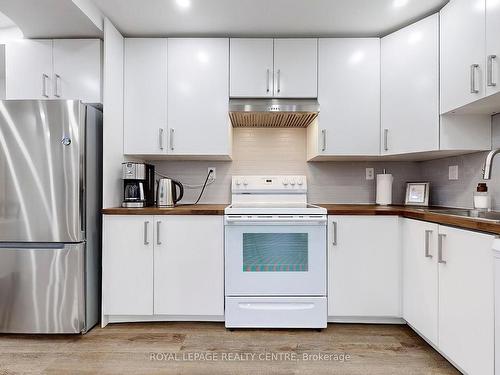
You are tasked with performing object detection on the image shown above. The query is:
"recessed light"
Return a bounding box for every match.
[176,0,191,9]
[393,0,409,8]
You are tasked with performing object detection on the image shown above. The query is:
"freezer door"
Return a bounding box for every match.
[0,242,85,333]
[0,100,84,242]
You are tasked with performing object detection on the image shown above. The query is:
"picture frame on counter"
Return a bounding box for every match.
[405,182,430,206]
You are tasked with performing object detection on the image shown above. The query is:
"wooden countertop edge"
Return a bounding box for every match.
[102,204,500,235]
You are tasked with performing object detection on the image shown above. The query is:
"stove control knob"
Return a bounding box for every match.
[290,179,296,186]
[235,179,241,186]
[243,179,248,186]
[297,179,303,186]
[283,179,289,186]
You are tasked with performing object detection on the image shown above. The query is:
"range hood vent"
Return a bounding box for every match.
[229,99,319,128]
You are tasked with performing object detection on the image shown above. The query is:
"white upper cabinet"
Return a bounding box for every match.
[230,39,274,97]
[124,38,168,155]
[273,39,318,98]
[317,38,380,156]
[486,0,500,96]
[52,39,102,103]
[328,216,401,319]
[440,0,486,113]
[381,14,439,155]
[5,40,53,99]
[5,39,102,102]
[167,38,231,156]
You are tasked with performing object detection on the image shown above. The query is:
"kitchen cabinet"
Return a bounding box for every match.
[102,215,224,319]
[5,40,53,100]
[381,14,439,155]
[486,0,500,97]
[440,0,486,113]
[52,39,102,103]
[154,216,224,316]
[167,38,231,156]
[312,38,380,156]
[124,38,168,155]
[102,215,154,315]
[402,219,439,346]
[438,225,494,375]
[230,38,274,97]
[5,39,102,102]
[328,216,401,319]
[273,39,317,98]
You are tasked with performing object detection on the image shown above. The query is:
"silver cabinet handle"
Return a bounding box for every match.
[331,221,337,246]
[266,69,270,93]
[488,55,497,87]
[470,64,480,94]
[383,129,389,151]
[42,74,49,98]
[321,129,327,152]
[438,233,446,264]
[54,74,61,97]
[144,221,150,245]
[156,221,162,245]
[159,128,164,150]
[424,230,433,258]
[277,69,281,93]
[169,128,175,150]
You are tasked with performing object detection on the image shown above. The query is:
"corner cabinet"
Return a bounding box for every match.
[327,216,401,321]
[230,38,317,98]
[381,14,439,155]
[403,219,495,375]
[5,39,102,102]
[102,215,224,321]
[308,38,380,158]
[123,38,231,159]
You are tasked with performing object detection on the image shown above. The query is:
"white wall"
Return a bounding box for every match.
[102,18,124,208]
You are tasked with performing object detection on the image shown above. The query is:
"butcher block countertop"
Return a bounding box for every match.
[102,204,500,235]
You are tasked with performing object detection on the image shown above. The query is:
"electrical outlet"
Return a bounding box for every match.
[208,167,216,181]
[449,165,458,180]
[366,168,374,180]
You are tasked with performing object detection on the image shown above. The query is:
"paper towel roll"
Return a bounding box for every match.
[376,173,393,205]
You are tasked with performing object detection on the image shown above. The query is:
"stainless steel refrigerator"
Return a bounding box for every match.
[0,100,102,334]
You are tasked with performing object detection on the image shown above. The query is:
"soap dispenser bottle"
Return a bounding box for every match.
[473,183,491,211]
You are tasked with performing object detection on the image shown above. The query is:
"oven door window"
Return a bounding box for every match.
[243,233,308,272]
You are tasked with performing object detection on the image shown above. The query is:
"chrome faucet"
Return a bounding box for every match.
[483,148,500,179]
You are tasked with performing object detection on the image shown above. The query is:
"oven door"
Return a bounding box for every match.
[225,216,327,296]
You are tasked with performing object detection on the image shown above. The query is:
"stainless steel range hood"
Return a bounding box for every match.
[229,99,320,128]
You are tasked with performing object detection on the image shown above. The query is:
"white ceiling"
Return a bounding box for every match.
[93,0,448,37]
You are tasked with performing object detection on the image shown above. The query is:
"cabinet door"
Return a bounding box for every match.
[486,0,500,96]
[438,225,494,375]
[167,38,230,155]
[402,219,439,346]
[274,39,317,98]
[102,215,154,315]
[5,40,53,99]
[328,216,401,318]
[52,39,102,103]
[230,38,273,97]
[318,38,380,155]
[154,216,224,316]
[381,14,439,155]
[440,0,486,113]
[124,38,168,155]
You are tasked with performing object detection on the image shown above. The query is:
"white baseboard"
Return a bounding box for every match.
[104,315,225,324]
[328,316,405,324]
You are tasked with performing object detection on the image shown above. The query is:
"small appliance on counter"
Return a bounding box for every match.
[157,178,184,207]
[122,162,155,208]
[376,169,393,205]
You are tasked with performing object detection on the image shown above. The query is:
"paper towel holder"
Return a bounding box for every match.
[405,182,430,206]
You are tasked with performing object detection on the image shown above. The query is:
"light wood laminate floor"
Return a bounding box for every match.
[0,322,459,374]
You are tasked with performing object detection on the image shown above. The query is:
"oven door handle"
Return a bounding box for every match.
[225,216,327,225]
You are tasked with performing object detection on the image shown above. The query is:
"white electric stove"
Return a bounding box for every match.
[224,176,327,329]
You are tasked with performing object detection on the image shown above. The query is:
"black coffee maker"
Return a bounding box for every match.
[121,162,155,208]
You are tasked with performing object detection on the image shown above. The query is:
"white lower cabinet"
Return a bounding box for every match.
[328,216,401,319]
[103,215,224,319]
[403,219,495,375]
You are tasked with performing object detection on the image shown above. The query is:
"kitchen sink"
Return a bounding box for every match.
[424,208,500,222]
